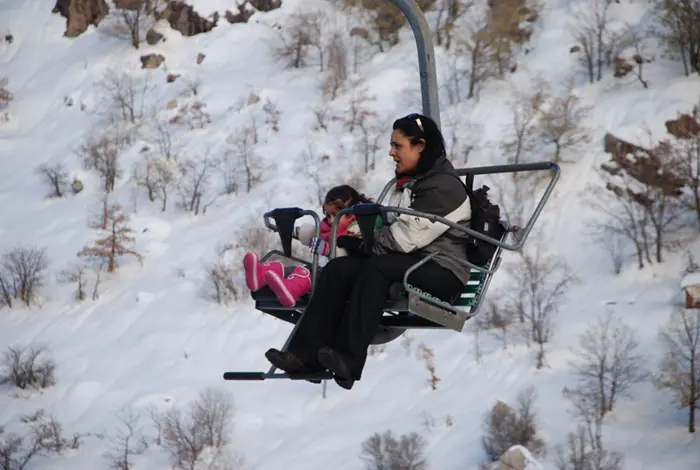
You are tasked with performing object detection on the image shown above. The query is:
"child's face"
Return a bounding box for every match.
[324,199,348,223]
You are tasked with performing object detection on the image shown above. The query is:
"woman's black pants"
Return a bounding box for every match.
[286,253,464,380]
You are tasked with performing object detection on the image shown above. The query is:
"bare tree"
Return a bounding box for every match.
[162,387,236,470]
[509,240,575,368]
[102,0,161,49]
[555,424,623,470]
[569,0,626,83]
[435,0,475,50]
[570,310,647,418]
[103,408,146,470]
[97,68,152,124]
[34,163,69,198]
[299,141,331,206]
[79,130,122,193]
[225,124,263,193]
[452,8,494,101]
[538,89,592,163]
[482,387,546,462]
[78,203,143,273]
[356,109,383,173]
[56,263,88,301]
[501,84,546,165]
[344,76,376,133]
[273,10,325,69]
[594,229,625,275]
[0,344,56,390]
[650,0,700,76]
[654,307,700,433]
[153,118,175,160]
[177,156,214,215]
[322,30,349,99]
[0,245,49,308]
[360,430,428,470]
[598,131,688,264]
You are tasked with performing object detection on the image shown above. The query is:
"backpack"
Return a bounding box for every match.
[464,173,504,266]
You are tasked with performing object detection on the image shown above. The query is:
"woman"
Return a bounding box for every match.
[265,113,472,389]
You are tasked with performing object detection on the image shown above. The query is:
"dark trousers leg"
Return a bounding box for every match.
[335,253,464,379]
[285,256,364,367]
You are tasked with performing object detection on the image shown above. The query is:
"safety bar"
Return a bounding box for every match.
[262,208,322,293]
[374,161,560,252]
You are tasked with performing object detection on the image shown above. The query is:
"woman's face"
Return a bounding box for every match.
[389,129,424,174]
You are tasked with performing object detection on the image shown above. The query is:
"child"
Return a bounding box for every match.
[242,185,372,307]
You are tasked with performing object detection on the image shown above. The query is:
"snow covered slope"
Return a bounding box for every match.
[1,0,699,469]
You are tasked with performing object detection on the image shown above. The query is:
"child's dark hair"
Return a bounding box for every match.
[324,185,372,208]
[392,113,446,174]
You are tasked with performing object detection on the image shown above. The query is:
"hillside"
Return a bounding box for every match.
[1,0,700,469]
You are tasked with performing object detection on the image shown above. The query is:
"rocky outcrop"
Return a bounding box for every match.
[603,132,648,161]
[498,446,543,470]
[52,0,109,38]
[665,113,700,139]
[140,53,165,69]
[160,1,217,36]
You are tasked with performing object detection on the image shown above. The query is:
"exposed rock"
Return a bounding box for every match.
[249,0,282,11]
[146,28,164,45]
[52,0,110,38]
[196,52,205,64]
[613,57,634,78]
[665,113,700,139]
[166,73,180,83]
[225,4,253,24]
[140,53,165,69]
[569,45,580,53]
[167,99,178,109]
[603,132,647,160]
[5,34,13,44]
[498,446,543,470]
[350,27,370,39]
[160,1,217,36]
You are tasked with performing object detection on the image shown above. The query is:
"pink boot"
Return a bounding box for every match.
[265,265,312,307]
[242,252,284,292]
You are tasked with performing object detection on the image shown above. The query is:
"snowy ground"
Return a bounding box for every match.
[1,0,700,469]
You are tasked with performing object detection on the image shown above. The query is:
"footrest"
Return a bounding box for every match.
[222,370,334,381]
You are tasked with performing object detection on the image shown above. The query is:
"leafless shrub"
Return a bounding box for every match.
[224,123,264,193]
[482,386,546,462]
[508,240,576,368]
[501,84,546,165]
[298,141,334,206]
[162,387,236,470]
[595,230,625,275]
[177,155,215,215]
[0,77,12,111]
[538,88,592,163]
[97,68,152,124]
[344,77,376,133]
[56,263,88,301]
[203,244,241,305]
[153,118,175,160]
[132,156,174,211]
[103,408,147,470]
[651,0,700,76]
[0,245,49,309]
[78,131,122,193]
[570,310,647,419]
[360,430,428,470]
[653,307,700,433]
[569,0,628,83]
[449,7,495,101]
[169,101,212,130]
[0,344,56,390]
[478,298,515,349]
[273,10,325,69]
[262,98,281,133]
[322,30,349,99]
[555,424,623,470]
[34,163,69,199]
[435,0,475,50]
[0,409,80,470]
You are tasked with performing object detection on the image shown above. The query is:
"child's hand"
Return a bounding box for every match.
[307,237,330,256]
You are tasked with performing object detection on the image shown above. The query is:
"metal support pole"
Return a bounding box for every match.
[388,0,441,128]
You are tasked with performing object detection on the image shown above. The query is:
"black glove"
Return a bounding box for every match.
[336,235,366,256]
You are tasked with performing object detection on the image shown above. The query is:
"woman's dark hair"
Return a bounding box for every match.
[392,113,446,174]
[323,184,372,214]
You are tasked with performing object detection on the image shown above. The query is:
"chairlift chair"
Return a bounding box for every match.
[222,0,561,382]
